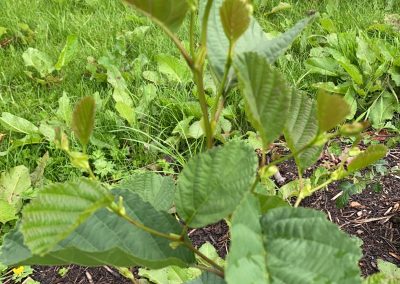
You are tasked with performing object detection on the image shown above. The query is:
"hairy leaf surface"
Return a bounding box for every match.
[262,207,362,284]
[206,0,313,80]
[118,172,175,212]
[21,178,113,255]
[226,193,269,284]
[1,191,195,268]
[124,0,188,32]
[284,91,322,170]
[234,52,291,146]
[176,141,257,228]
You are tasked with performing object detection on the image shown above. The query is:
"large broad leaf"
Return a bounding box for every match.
[0,200,17,223]
[207,0,313,80]
[118,172,175,212]
[124,0,189,32]
[0,165,31,211]
[305,57,341,76]
[156,54,191,83]
[0,190,195,268]
[348,145,387,173]
[226,193,269,284]
[186,272,226,284]
[0,112,39,135]
[234,52,291,146]
[22,48,54,77]
[219,0,252,43]
[261,207,362,284]
[284,91,322,170]
[369,92,397,129]
[176,141,257,228]
[20,178,113,255]
[55,34,79,71]
[317,92,350,132]
[71,96,96,147]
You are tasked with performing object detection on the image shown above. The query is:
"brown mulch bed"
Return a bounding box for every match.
[31,266,132,284]
[26,147,399,283]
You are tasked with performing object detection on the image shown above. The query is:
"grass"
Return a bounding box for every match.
[0,0,399,181]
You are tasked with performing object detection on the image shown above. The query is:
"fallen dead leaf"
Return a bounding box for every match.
[350,201,366,209]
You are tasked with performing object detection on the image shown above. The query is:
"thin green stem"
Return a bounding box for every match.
[194,69,213,148]
[250,177,260,193]
[192,264,225,278]
[189,10,196,59]
[294,178,334,207]
[111,205,182,242]
[182,242,224,273]
[211,42,233,124]
[200,0,213,47]
[111,204,224,273]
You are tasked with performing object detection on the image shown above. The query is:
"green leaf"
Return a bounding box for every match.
[139,265,201,284]
[337,59,363,85]
[317,92,350,132]
[363,260,400,283]
[369,92,397,129]
[56,92,73,125]
[124,0,189,32]
[115,101,136,126]
[284,91,322,170]
[186,272,226,284]
[20,178,113,255]
[118,172,175,212]
[71,96,96,147]
[305,57,340,76]
[257,194,289,214]
[98,57,134,106]
[55,34,78,71]
[0,165,31,211]
[261,207,362,284]
[234,52,291,146]
[197,242,225,268]
[0,112,39,135]
[219,0,252,43]
[348,145,387,173]
[156,54,191,83]
[226,193,269,284]
[206,0,313,81]
[0,200,17,223]
[1,190,195,268]
[176,141,257,228]
[22,48,54,77]
[266,2,292,16]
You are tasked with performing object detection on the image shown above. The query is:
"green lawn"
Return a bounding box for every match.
[0,0,398,181]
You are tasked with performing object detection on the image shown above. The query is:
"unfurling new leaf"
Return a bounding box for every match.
[220,0,252,43]
[71,96,96,148]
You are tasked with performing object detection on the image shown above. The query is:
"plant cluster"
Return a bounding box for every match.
[0,0,397,283]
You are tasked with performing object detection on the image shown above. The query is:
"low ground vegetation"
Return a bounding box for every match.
[0,0,399,283]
